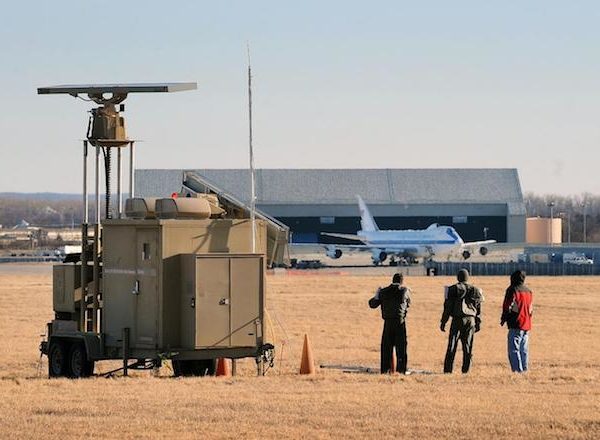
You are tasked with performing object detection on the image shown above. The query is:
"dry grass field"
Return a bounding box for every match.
[1,264,599,439]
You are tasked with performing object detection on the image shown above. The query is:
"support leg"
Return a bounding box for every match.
[122,327,130,377]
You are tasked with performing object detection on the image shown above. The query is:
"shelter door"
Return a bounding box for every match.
[230,257,261,347]
[195,258,231,347]
[135,228,159,348]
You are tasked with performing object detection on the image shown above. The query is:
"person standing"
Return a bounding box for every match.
[440,269,483,373]
[369,273,411,374]
[501,270,533,373]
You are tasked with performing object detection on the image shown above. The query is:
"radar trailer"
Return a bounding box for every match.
[37,83,288,378]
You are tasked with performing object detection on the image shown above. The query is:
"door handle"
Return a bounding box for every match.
[132,280,140,295]
[219,298,229,305]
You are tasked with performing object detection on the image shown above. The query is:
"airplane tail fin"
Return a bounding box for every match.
[357,195,379,232]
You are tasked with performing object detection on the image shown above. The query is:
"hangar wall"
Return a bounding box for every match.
[135,168,526,243]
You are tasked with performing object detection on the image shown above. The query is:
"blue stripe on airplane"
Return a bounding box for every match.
[367,240,457,245]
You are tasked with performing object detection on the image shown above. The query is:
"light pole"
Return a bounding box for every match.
[582,202,587,243]
[547,201,555,245]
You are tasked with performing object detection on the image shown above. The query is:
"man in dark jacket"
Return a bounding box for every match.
[369,273,411,374]
[501,270,533,373]
[440,269,483,373]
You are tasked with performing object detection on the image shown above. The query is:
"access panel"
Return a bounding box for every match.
[182,254,264,350]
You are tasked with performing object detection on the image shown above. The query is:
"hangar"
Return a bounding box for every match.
[136,168,526,244]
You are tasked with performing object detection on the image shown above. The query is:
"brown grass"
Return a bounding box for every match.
[0,265,599,439]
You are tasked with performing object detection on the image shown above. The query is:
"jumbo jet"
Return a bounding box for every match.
[321,196,495,265]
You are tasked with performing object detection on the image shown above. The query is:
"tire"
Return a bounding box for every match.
[48,341,68,378]
[172,359,183,377]
[68,343,94,378]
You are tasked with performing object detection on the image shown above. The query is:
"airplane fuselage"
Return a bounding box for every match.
[357,226,462,259]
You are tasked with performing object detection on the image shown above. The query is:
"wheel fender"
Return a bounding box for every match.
[48,333,101,361]
[80,333,102,360]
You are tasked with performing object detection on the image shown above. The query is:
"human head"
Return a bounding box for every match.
[392,273,403,284]
[457,269,469,283]
[510,270,526,286]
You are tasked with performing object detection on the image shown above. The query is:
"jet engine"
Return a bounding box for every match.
[372,251,387,265]
[325,247,343,259]
[479,246,488,256]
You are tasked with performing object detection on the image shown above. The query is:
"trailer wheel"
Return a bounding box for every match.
[48,341,68,377]
[69,343,94,378]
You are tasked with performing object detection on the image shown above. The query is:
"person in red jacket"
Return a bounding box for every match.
[501,270,533,372]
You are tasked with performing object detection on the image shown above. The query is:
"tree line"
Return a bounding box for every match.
[2,193,600,243]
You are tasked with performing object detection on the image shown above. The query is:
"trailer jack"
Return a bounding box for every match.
[102,359,159,378]
[256,343,275,376]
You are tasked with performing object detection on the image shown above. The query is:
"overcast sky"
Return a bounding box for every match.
[1,1,599,195]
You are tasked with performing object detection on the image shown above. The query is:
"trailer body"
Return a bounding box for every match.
[43,217,272,377]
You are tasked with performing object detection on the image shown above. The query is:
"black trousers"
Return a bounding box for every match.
[444,316,476,373]
[380,319,407,374]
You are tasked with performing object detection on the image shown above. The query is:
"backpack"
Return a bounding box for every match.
[451,283,479,318]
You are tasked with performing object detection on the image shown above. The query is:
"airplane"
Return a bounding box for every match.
[320,196,496,266]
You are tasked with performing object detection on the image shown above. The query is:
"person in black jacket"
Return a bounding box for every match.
[440,269,483,373]
[369,273,411,374]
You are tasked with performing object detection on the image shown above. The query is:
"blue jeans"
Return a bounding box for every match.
[508,329,529,372]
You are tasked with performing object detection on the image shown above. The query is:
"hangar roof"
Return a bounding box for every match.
[136,168,523,205]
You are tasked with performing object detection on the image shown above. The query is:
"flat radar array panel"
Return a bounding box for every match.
[37,82,197,96]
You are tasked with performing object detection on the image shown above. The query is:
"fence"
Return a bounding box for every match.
[425,261,600,276]
[0,256,61,263]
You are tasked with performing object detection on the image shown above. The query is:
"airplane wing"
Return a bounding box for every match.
[324,244,372,252]
[320,232,363,242]
[462,240,496,248]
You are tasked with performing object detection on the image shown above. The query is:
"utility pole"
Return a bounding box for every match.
[547,201,555,245]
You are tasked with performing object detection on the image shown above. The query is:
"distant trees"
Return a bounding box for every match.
[0,198,83,228]
[3,193,600,242]
[0,196,107,229]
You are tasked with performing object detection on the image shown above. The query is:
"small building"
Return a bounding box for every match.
[136,168,526,243]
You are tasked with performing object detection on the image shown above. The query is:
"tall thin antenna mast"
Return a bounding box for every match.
[248,43,257,252]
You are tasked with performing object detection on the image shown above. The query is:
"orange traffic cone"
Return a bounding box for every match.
[390,351,397,375]
[299,334,315,375]
[216,358,231,377]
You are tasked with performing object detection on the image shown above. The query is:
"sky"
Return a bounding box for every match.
[1,1,600,195]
